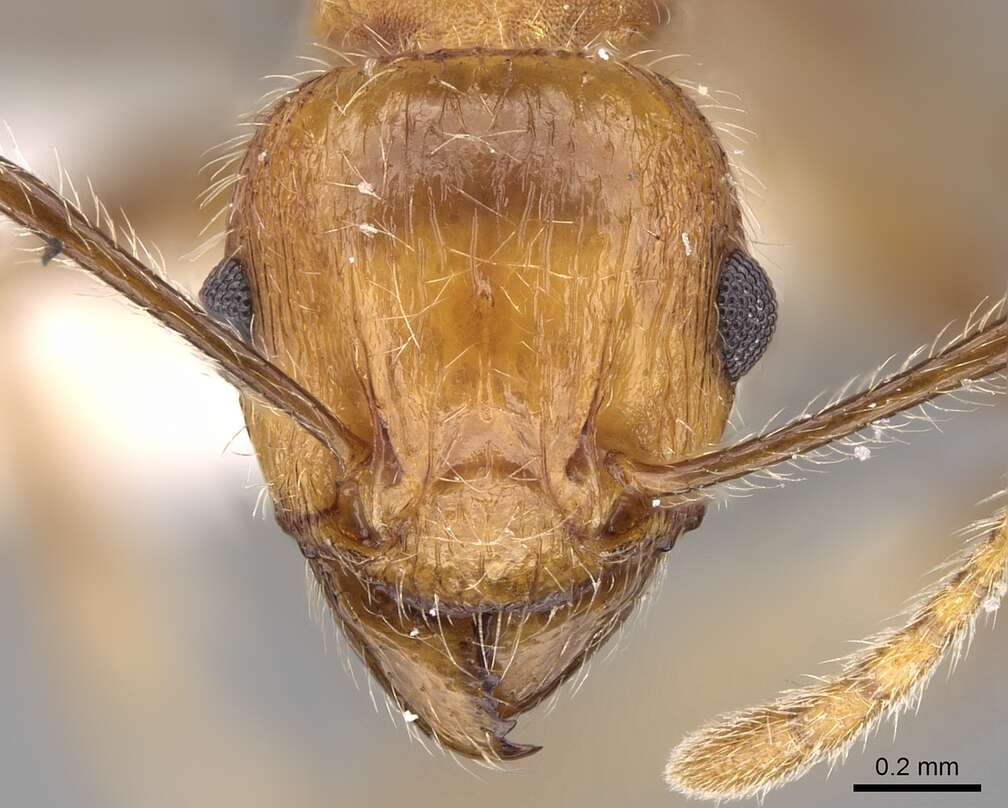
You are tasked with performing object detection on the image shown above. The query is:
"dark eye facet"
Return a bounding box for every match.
[199,256,253,342]
[716,250,777,382]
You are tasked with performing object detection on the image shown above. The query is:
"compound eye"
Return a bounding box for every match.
[716,250,778,382]
[199,256,253,342]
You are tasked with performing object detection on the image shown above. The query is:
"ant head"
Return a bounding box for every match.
[313,0,673,52]
[201,48,760,755]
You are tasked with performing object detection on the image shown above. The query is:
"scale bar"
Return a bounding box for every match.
[853,783,981,793]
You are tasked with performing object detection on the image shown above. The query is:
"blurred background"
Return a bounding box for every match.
[0,1,1005,806]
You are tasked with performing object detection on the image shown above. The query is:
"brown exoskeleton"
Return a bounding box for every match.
[0,0,1005,799]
